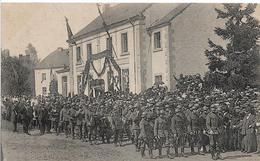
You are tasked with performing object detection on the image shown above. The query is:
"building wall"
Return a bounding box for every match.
[69,4,229,94]
[34,68,62,96]
[169,4,225,82]
[71,21,143,94]
[57,71,70,96]
[150,26,171,88]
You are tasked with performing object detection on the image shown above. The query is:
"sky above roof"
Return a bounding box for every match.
[2,3,260,60]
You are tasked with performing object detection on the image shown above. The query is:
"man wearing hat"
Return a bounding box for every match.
[38,101,48,135]
[171,106,187,157]
[59,102,70,137]
[111,110,124,146]
[206,104,223,160]
[139,112,153,159]
[187,104,204,155]
[75,104,84,140]
[154,110,167,158]
[99,113,112,144]
[68,103,77,139]
[130,108,141,152]
[11,100,20,132]
[50,102,60,135]
[45,102,52,133]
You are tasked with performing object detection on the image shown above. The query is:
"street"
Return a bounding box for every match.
[1,120,260,161]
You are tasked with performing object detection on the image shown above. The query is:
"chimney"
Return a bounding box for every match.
[102,3,110,13]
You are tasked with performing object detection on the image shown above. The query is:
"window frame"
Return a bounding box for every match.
[121,32,129,55]
[154,74,163,84]
[42,73,46,81]
[87,43,92,59]
[153,31,162,51]
[76,46,82,63]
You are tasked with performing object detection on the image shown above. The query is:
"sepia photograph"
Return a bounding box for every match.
[1,1,260,161]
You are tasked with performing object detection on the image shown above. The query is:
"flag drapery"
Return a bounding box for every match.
[65,16,73,40]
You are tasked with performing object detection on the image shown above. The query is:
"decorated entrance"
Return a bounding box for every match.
[89,79,105,97]
[80,37,121,95]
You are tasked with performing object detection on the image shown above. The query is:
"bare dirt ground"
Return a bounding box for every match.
[1,120,260,161]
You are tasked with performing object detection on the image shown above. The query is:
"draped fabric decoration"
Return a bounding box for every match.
[81,60,91,94]
[80,53,122,94]
[91,57,108,77]
[110,58,122,91]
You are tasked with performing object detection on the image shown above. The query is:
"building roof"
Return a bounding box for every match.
[35,48,69,70]
[147,4,191,30]
[71,3,191,41]
[72,4,151,41]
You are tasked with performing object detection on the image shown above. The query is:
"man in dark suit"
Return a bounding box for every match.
[38,102,48,135]
[11,100,19,132]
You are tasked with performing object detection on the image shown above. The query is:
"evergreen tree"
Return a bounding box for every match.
[205,4,260,90]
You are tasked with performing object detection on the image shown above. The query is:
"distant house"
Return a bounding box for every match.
[65,3,224,96]
[34,47,69,96]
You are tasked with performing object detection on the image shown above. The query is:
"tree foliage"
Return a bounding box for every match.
[205,4,260,90]
[25,43,39,65]
[1,54,31,96]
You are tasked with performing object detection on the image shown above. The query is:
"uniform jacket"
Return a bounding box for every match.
[154,117,167,137]
[206,112,220,134]
[67,108,77,123]
[187,112,200,132]
[76,109,84,125]
[111,115,124,130]
[130,111,140,130]
[171,113,187,134]
[139,118,154,139]
[59,108,69,122]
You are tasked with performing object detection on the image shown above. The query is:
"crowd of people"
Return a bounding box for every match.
[2,74,260,160]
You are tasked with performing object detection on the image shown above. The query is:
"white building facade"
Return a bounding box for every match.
[66,3,224,96]
[34,48,70,96]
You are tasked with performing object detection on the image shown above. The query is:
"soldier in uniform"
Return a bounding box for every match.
[199,106,209,153]
[60,102,70,137]
[83,103,91,142]
[217,106,227,153]
[51,102,60,135]
[229,108,241,150]
[68,103,77,139]
[111,110,124,146]
[171,106,187,157]
[206,104,223,160]
[154,110,167,158]
[99,114,112,144]
[164,107,173,158]
[45,102,52,133]
[75,104,84,140]
[139,112,154,159]
[130,108,141,152]
[187,105,204,155]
